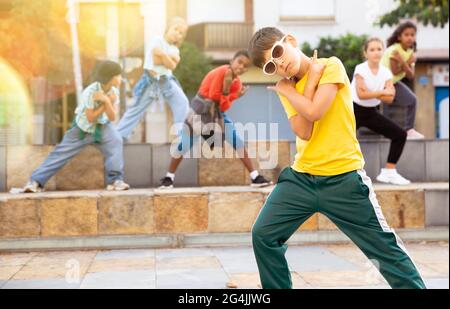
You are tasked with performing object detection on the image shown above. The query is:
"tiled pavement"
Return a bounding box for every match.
[0,242,448,289]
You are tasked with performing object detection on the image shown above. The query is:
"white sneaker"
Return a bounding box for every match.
[407,129,425,140]
[376,169,411,186]
[23,181,43,193]
[106,180,130,191]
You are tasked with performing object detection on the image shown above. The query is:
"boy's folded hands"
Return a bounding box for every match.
[93,91,116,106]
[93,92,106,103]
[107,91,118,104]
[267,78,296,97]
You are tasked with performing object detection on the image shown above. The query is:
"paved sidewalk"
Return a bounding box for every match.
[0,242,448,289]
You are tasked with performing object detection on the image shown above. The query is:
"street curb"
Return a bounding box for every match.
[0,227,447,253]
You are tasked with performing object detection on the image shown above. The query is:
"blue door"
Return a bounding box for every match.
[436,87,449,139]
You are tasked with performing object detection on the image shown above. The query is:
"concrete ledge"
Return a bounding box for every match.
[358,139,449,182]
[0,235,181,252]
[426,190,449,226]
[185,227,450,247]
[0,184,447,243]
[2,139,447,192]
[0,227,447,253]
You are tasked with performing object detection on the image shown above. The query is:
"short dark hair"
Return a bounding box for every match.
[233,50,250,60]
[94,60,122,84]
[248,27,285,68]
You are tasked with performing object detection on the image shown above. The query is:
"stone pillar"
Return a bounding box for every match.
[414,63,436,138]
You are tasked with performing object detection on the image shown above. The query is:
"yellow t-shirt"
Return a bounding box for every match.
[382,43,414,84]
[279,57,365,176]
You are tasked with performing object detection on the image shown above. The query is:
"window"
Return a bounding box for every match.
[280,0,336,22]
[188,0,245,24]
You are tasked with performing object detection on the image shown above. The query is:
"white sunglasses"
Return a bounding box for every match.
[263,35,289,76]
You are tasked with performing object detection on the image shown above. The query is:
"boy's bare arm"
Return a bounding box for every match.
[108,92,121,115]
[288,74,322,141]
[102,98,116,122]
[89,92,116,122]
[223,68,233,95]
[272,81,338,123]
[170,53,181,64]
[274,51,324,140]
[86,104,106,124]
[294,80,321,140]
[153,48,179,71]
[288,91,315,141]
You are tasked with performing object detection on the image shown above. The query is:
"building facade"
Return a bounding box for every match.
[3,0,447,144]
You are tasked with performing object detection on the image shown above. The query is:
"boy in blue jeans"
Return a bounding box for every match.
[23,61,130,193]
[117,17,189,141]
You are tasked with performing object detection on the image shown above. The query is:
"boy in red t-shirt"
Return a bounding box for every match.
[159,51,272,189]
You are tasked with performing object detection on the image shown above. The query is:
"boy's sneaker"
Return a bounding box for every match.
[106,180,130,191]
[251,175,273,188]
[24,181,43,193]
[376,169,411,186]
[159,177,174,189]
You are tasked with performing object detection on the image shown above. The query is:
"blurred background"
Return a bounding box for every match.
[0,0,448,145]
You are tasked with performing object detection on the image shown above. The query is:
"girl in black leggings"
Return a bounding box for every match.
[351,38,410,185]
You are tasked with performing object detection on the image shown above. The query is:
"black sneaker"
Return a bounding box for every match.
[159,177,174,189]
[251,175,273,188]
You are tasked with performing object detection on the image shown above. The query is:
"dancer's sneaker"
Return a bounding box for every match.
[251,175,273,188]
[23,180,43,193]
[376,169,411,186]
[106,180,130,191]
[159,177,174,189]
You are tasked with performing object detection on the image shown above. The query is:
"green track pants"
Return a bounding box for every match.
[252,168,426,289]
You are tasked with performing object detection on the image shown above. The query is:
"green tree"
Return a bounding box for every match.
[378,0,449,28]
[301,33,368,78]
[174,42,213,96]
[0,0,73,83]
